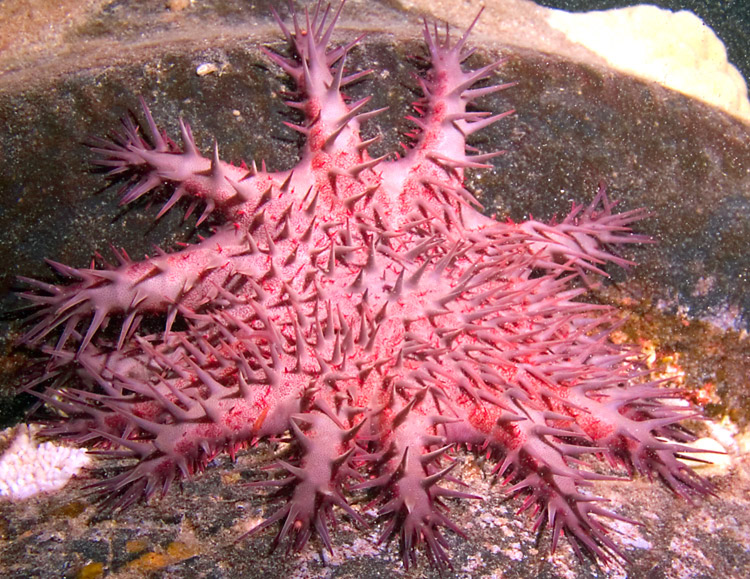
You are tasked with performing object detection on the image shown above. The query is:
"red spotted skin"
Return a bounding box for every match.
[19,1,710,571]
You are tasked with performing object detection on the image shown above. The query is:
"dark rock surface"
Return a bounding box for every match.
[1,1,749,577]
[1,446,749,579]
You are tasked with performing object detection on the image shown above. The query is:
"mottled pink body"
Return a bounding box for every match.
[20,1,709,569]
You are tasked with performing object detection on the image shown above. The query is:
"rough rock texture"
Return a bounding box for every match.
[1,450,749,579]
[1,1,749,578]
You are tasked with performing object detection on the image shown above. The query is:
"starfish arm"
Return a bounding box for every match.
[264,1,382,163]
[242,412,364,554]
[519,183,653,275]
[378,10,514,206]
[18,227,255,353]
[32,314,307,506]
[566,381,714,497]
[89,97,278,225]
[352,404,477,572]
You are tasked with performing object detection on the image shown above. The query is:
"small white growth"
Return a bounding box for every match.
[502,543,523,561]
[609,517,652,550]
[0,426,90,500]
[677,435,732,471]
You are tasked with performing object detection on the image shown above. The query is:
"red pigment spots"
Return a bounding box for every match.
[17,3,709,572]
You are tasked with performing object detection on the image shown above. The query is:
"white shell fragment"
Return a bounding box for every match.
[196,62,220,76]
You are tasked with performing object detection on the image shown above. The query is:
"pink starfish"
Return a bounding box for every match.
[19,1,710,570]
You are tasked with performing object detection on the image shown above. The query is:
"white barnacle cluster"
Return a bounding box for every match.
[0,426,90,500]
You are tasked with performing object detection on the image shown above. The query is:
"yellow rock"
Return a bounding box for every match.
[166,541,197,560]
[547,4,750,122]
[125,540,197,572]
[125,538,149,554]
[77,562,104,579]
